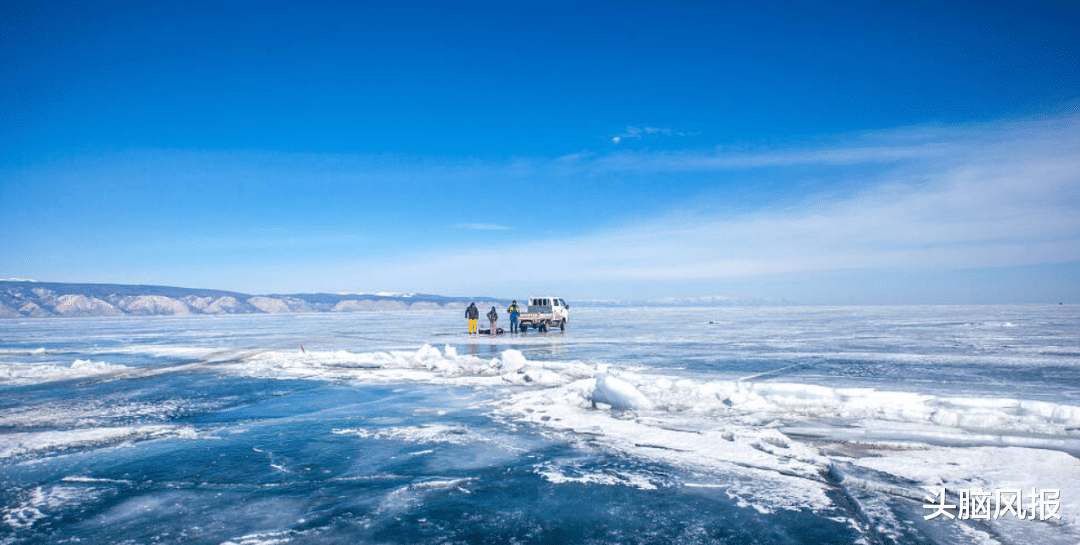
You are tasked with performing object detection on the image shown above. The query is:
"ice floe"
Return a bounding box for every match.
[226,345,595,387]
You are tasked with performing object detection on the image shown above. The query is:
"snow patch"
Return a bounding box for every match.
[0,302,19,317]
[52,294,123,317]
[535,461,659,490]
[247,296,292,314]
[332,424,487,445]
[0,398,194,428]
[204,296,245,314]
[0,425,198,460]
[0,359,132,384]
[843,445,1080,542]
[222,529,313,545]
[18,301,51,317]
[332,299,408,312]
[2,486,103,530]
[116,295,193,316]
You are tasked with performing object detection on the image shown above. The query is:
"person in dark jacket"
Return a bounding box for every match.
[486,306,498,336]
[507,300,521,333]
[466,302,479,335]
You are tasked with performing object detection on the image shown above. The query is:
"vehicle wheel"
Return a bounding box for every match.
[539,324,548,332]
[559,320,565,331]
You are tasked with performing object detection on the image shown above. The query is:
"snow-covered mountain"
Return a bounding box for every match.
[0,281,500,318]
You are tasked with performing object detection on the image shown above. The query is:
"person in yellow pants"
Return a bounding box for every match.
[465,302,479,335]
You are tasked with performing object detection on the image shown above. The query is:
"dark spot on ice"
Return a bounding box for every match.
[721,398,733,406]
[635,442,690,452]
[761,437,789,449]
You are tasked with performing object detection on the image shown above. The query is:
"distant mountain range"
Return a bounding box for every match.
[0,281,505,318]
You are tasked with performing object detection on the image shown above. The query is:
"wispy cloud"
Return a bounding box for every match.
[611,125,690,144]
[13,114,1075,302]
[591,117,1080,170]
[364,114,1080,297]
[455,223,511,231]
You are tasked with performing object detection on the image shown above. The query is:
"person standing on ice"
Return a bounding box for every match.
[507,300,521,333]
[487,306,498,336]
[466,302,479,335]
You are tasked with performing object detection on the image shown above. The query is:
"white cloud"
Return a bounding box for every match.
[17,114,1074,302]
[455,223,511,231]
[611,125,689,144]
[366,114,1080,296]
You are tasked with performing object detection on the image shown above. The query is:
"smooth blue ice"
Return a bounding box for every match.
[2,306,1078,544]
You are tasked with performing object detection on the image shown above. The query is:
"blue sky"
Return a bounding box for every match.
[2,1,1079,303]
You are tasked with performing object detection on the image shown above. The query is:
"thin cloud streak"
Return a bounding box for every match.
[364,115,1080,295]
[589,143,947,171]
[579,116,1080,174]
[611,125,690,144]
[456,223,512,231]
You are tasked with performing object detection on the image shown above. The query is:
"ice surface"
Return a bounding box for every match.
[535,461,660,490]
[332,424,491,446]
[1,306,1077,544]
[225,344,595,387]
[0,358,132,384]
[0,425,197,460]
[2,485,104,530]
[215,337,1080,530]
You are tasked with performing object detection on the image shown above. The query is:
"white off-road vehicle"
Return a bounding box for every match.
[518,297,570,332]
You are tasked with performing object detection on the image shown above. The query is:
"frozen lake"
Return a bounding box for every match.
[2,305,1079,544]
